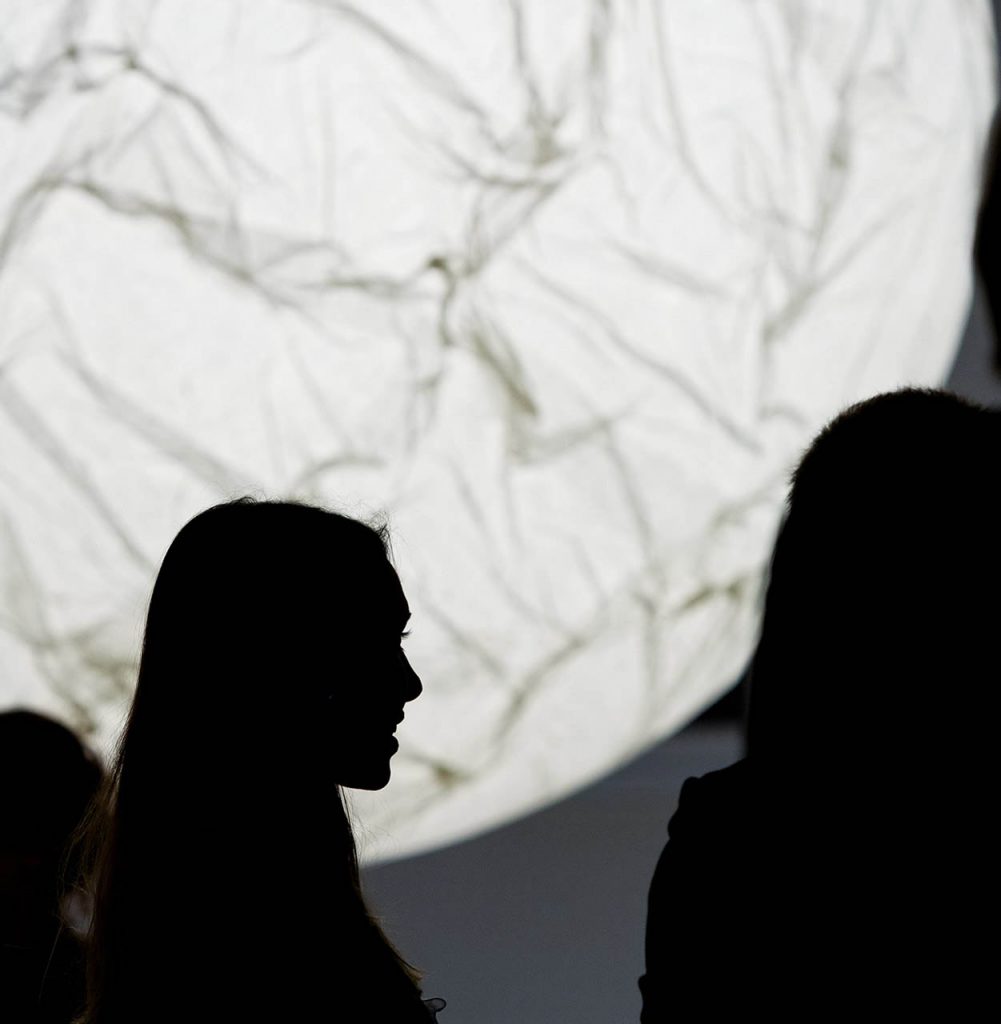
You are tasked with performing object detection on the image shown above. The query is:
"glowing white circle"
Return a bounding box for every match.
[0,0,994,858]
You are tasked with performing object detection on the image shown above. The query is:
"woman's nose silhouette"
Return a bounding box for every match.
[400,651,423,703]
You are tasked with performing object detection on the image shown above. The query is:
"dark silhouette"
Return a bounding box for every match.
[640,389,1000,1019]
[975,62,1001,375]
[1,710,103,1024]
[75,499,440,1023]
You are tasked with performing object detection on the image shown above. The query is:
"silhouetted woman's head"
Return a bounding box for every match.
[748,389,1000,763]
[127,499,421,794]
[80,499,428,1023]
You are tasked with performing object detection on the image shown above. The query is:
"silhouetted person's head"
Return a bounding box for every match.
[0,709,102,935]
[0,710,103,1022]
[748,388,1000,764]
[80,499,428,1023]
[124,498,421,795]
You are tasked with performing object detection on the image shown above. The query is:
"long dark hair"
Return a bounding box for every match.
[77,499,426,1023]
[747,388,1000,765]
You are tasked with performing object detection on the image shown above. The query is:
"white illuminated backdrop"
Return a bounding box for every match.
[0,1,994,858]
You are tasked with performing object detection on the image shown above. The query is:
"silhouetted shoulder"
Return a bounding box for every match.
[672,759,749,812]
[665,759,751,845]
[640,760,754,1022]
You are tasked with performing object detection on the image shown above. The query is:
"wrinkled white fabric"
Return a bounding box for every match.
[0,1,994,858]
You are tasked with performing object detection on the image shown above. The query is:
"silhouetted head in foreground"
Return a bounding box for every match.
[640,390,999,1022]
[0,709,103,1023]
[748,388,1000,767]
[79,499,427,1023]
